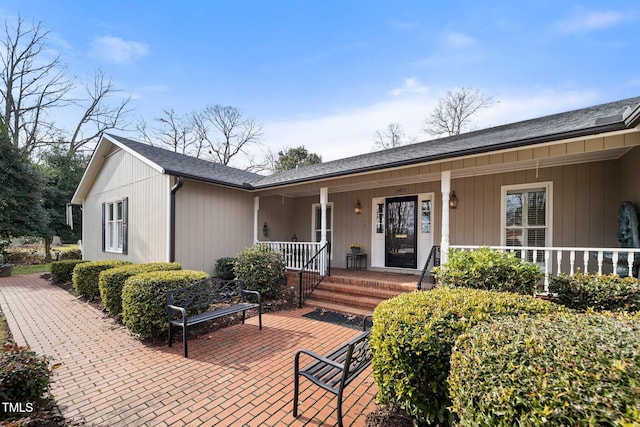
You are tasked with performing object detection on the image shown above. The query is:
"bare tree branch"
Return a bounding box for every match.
[373,122,414,150]
[197,104,263,166]
[68,69,132,154]
[0,16,73,153]
[424,87,498,137]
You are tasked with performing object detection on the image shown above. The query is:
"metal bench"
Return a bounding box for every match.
[166,279,262,357]
[293,315,373,427]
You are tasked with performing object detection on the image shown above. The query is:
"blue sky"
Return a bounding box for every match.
[3,1,640,165]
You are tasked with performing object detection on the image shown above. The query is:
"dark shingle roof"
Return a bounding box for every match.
[253,96,640,187]
[107,134,263,188]
[108,96,640,190]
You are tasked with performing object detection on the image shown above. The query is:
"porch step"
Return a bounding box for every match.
[302,271,422,316]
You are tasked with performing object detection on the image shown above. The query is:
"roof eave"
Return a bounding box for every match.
[252,121,629,189]
[163,169,256,190]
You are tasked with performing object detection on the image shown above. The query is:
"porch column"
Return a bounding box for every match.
[440,171,451,265]
[253,196,259,244]
[320,187,328,275]
[320,187,328,245]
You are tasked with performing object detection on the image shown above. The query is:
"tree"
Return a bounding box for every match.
[1,18,131,155]
[137,109,204,156]
[273,146,322,172]
[67,69,132,154]
[37,147,87,261]
[0,124,46,239]
[424,87,497,137]
[0,16,73,153]
[193,104,263,166]
[373,123,413,150]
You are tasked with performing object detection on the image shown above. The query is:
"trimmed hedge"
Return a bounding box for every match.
[0,343,52,419]
[121,269,208,339]
[449,312,640,426]
[215,257,236,280]
[72,260,131,299]
[434,247,543,295]
[370,288,564,426]
[98,262,182,315]
[233,245,285,299]
[50,259,89,283]
[59,249,82,260]
[549,273,640,312]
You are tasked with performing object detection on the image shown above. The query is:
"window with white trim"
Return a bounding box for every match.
[103,198,128,254]
[501,183,551,262]
[312,203,333,244]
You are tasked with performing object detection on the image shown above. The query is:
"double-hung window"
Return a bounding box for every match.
[501,183,551,263]
[103,198,128,254]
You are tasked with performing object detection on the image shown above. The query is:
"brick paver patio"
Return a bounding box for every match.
[0,274,378,426]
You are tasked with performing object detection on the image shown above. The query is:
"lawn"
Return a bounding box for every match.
[12,264,51,275]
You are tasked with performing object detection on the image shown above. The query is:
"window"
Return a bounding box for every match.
[375,203,384,234]
[102,198,128,254]
[501,183,551,262]
[312,203,333,244]
[420,200,431,233]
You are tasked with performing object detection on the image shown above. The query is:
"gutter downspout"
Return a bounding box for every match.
[169,176,184,262]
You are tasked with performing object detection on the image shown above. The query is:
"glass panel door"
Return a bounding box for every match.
[385,196,418,268]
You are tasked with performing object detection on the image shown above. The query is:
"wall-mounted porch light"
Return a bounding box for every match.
[263,222,270,237]
[449,191,458,209]
[354,200,362,214]
[291,233,298,242]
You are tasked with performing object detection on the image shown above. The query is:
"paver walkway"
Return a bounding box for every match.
[0,274,378,426]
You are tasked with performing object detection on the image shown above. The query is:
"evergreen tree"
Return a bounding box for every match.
[0,124,46,240]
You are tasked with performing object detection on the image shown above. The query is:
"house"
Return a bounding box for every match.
[72,96,640,287]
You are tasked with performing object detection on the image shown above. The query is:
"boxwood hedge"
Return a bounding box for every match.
[233,245,285,299]
[449,312,640,426]
[549,273,640,312]
[72,260,131,298]
[434,247,543,295]
[50,259,89,283]
[98,262,182,315]
[370,288,564,426]
[121,269,208,339]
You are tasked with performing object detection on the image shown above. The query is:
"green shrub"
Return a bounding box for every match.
[233,245,285,299]
[0,343,53,419]
[59,249,83,260]
[370,288,563,426]
[550,273,640,312]
[121,269,208,339]
[50,259,89,283]
[434,247,543,295]
[72,260,131,298]
[215,257,236,280]
[449,312,640,426]
[99,262,182,315]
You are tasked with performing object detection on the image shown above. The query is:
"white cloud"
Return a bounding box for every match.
[263,84,602,163]
[445,31,475,48]
[389,77,430,96]
[90,36,149,64]
[557,8,625,33]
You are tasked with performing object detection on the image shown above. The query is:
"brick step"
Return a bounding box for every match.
[307,288,385,311]
[323,275,419,292]
[314,281,407,300]
[302,298,374,318]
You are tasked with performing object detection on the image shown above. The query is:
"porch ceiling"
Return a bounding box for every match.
[257,145,634,198]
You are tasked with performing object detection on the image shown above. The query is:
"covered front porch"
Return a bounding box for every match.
[248,136,640,302]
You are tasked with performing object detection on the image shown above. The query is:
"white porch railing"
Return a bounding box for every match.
[261,241,324,272]
[451,245,640,293]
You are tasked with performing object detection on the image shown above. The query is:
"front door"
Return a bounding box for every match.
[385,196,418,268]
